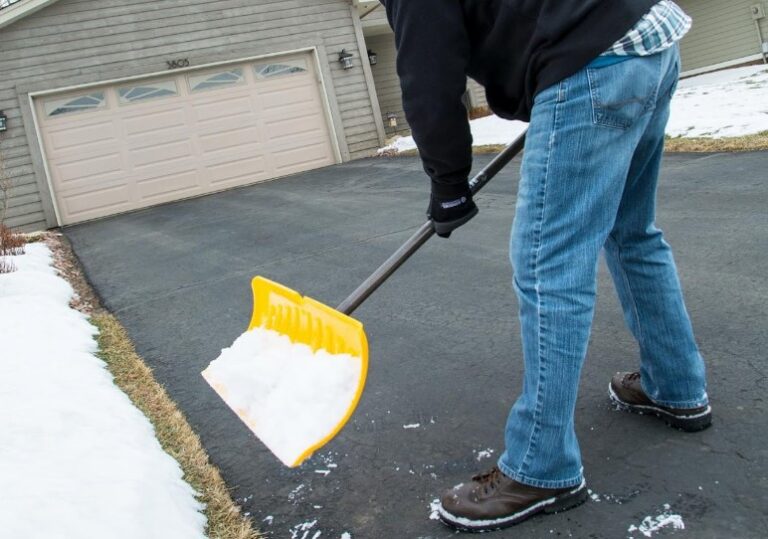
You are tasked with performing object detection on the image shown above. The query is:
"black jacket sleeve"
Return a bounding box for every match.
[382,0,473,196]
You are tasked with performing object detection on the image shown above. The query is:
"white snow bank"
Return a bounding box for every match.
[380,65,768,154]
[202,327,363,467]
[0,243,207,539]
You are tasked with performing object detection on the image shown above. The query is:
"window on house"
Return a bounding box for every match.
[188,68,245,93]
[44,92,106,117]
[118,80,178,104]
[253,59,308,79]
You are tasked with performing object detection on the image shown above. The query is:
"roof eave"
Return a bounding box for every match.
[1,0,62,30]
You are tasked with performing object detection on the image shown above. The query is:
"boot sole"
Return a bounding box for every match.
[437,479,588,533]
[608,384,712,432]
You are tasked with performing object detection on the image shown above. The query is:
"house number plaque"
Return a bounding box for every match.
[166,58,190,69]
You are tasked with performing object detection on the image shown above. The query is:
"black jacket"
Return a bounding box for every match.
[381,0,658,193]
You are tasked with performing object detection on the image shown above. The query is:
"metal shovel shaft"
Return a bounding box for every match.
[336,130,527,316]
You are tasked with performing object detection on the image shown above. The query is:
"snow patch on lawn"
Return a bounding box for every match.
[379,65,768,154]
[668,66,768,138]
[202,327,363,467]
[0,243,207,539]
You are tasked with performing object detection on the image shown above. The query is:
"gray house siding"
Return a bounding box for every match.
[0,0,381,231]
[366,32,410,138]
[365,29,490,140]
[677,0,768,73]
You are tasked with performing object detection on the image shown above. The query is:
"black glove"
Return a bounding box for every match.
[427,181,478,238]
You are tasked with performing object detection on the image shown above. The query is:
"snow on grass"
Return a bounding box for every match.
[668,65,768,138]
[202,327,363,467]
[627,504,685,538]
[0,243,207,539]
[379,65,768,154]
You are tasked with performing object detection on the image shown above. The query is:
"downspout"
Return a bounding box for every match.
[756,19,767,64]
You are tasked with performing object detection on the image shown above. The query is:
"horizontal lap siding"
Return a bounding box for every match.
[467,79,488,110]
[0,0,380,231]
[677,0,767,72]
[366,33,410,138]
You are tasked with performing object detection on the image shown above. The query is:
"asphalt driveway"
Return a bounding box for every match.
[65,152,768,538]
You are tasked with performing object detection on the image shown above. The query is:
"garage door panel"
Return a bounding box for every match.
[192,94,253,122]
[37,52,337,225]
[122,107,186,135]
[130,140,195,169]
[136,170,201,201]
[55,152,124,185]
[273,142,332,173]
[205,155,270,186]
[46,121,120,154]
[198,126,264,154]
[259,85,318,110]
[265,114,327,142]
[62,184,133,220]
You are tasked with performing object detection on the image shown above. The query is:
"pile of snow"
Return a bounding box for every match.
[202,327,363,467]
[379,65,768,154]
[379,114,526,154]
[0,243,207,539]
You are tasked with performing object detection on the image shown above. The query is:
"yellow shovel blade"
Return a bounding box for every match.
[240,276,368,466]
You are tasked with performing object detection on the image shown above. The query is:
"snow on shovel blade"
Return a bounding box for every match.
[202,276,368,467]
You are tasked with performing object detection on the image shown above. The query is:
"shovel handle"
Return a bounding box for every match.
[337,130,527,316]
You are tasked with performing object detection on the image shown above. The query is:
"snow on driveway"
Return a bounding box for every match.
[0,243,207,539]
[380,64,768,153]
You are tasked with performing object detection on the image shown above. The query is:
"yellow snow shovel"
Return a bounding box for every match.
[222,133,526,467]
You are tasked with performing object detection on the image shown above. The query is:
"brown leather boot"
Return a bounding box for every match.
[609,371,712,432]
[438,467,587,532]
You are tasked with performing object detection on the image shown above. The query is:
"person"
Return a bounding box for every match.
[381,0,711,533]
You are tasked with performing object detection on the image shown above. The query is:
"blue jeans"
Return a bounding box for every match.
[498,45,708,489]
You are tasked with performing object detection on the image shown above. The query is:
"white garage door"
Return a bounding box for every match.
[35,53,337,225]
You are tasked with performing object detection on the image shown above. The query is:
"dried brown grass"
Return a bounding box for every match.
[382,133,768,160]
[664,131,768,153]
[1,223,26,256]
[468,106,492,120]
[93,313,262,539]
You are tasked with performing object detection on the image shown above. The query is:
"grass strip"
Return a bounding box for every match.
[664,131,768,152]
[384,133,768,158]
[93,313,261,539]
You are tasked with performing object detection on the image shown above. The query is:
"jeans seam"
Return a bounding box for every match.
[518,81,561,474]
[606,234,646,349]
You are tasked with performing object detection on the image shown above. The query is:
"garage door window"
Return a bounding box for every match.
[118,80,178,104]
[188,68,245,93]
[253,59,307,79]
[44,92,106,117]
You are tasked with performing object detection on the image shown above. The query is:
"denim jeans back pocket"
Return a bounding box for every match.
[586,55,661,130]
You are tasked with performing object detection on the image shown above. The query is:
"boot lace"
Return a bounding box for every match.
[472,466,504,496]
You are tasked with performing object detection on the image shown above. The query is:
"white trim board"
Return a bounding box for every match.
[0,0,60,30]
[681,54,766,78]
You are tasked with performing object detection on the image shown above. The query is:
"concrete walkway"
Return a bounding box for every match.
[66,152,768,538]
